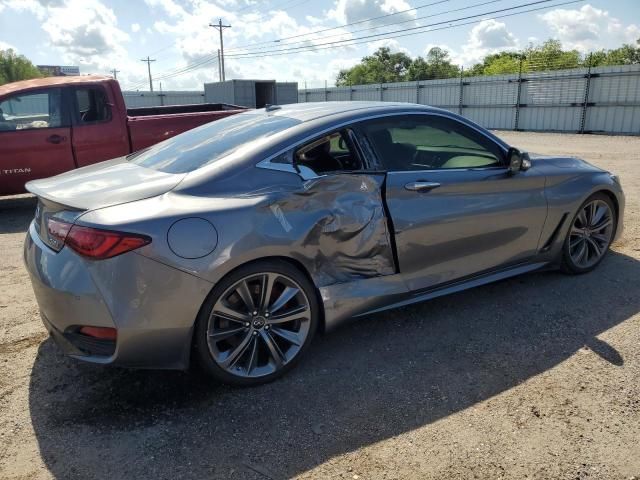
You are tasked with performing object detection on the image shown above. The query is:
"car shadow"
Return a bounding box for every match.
[0,195,36,234]
[28,250,639,479]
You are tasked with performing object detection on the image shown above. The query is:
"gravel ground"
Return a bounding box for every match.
[1,131,639,480]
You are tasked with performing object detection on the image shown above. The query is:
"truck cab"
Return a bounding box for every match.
[0,76,245,196]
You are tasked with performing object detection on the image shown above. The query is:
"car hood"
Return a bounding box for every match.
[25,157,186,210]
[528,154,605,173]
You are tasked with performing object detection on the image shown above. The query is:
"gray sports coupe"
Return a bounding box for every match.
[24,102,625,386]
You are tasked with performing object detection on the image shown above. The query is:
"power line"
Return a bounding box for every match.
[226,0,451,53]
[140,0,503,83]
[139,0,312,66]
[227,0,505,55]
[127,0,584,87]
[140,56,156,91]
[227,0,584,60]
[126,0,456,86]
[225,0,566,58]
[209,19,232,81]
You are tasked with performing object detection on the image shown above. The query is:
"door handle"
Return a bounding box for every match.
[46,134,66,144]
[404,181,441,192]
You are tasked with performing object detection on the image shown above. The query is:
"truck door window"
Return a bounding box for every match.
[0,89,63,131]
[75,87,111,124]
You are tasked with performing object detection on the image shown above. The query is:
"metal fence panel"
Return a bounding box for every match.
[123,91,204,108]
[585,106,640,133]
[297,64,640,135]
[518,106,582,132]
[276,83,299,104]
[465,107,516,130]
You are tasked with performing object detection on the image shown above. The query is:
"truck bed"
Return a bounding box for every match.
[127,104,246,151]
[127,103,243,117]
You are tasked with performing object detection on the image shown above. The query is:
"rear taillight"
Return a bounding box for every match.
[47,218,72,246]
[79,326,117,341]
[46,219,151,259]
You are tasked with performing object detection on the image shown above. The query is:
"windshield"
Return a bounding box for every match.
[129,112,300,173]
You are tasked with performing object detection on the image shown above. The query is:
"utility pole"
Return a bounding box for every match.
[209,19,231,81]
[140,56,156,92]
[217,49,222,82]
[110,68,120,80]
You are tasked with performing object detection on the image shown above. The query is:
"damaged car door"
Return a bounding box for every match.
[291,129,396,285]
[359,114,548,292]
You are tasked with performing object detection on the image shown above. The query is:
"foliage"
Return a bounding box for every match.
[336,47,412,86]
[464,52,523,76]
[406,47,460,81]
[335,38,640,86]
[0,49,42,85]
[588,39,640,67]
[524,39,581,71]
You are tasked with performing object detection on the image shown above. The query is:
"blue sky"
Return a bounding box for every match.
[0,0,638,90]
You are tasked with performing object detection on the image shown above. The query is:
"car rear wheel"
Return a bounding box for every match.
[561,193,617,274]
[194,260,319,386]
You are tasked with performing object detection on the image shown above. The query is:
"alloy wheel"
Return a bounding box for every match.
[568,199,614,269]
[206,272,312,378]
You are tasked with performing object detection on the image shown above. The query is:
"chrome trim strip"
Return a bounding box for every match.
[255,110,509,179]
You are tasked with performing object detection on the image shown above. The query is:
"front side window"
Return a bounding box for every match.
[294,130,362,174]
[75,87,111,124]
[360,115,504,171]
[0,89,63,131]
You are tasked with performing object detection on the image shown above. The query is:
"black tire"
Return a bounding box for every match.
[561,192,617,275]
[194,259,319,387]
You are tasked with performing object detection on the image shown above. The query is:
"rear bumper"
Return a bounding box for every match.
[24,221,213,369]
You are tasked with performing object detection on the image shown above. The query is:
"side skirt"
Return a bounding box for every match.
[321,261,549,331]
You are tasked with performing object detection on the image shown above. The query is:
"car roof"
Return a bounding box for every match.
[265,101,439,123]
[0,75,113,97]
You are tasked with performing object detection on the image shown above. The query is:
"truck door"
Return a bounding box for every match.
[0,88,74,196]
[70,85,129,167]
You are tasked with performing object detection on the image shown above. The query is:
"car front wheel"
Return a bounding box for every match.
[561,192,617,274]
[194,260,319,386]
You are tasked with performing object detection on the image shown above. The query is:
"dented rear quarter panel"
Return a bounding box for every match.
[77,165,396,290]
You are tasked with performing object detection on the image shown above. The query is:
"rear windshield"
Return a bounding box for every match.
[129,112,300,173]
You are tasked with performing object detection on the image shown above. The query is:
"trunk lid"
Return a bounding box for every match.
[25,157,186,210]
[27,157,185,251]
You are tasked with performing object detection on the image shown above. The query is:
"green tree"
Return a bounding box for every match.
[336,47,412,86]
[588,39,640,67]
[525,39,580,71]
[465,52,523,76]
[0,49,42,85]
[406,47,459,80]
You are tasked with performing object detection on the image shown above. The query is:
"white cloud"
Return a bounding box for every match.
[458,19,519,66]
[540,4,640,52]
[131,23,141,33]
[328,0,416,28]
[366,38,411,55]
[305,15,324,26]
[143,0,186,18]
[41,0,130,63]
[0,40,16,51]
[138,0,357,89]
[0,0,147,85]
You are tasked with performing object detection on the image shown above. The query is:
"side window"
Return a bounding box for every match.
[361,115,504,171]
[0,89,63,131]
[74,87,111,124]
[294,130,362,175]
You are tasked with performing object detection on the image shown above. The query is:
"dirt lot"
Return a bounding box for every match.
[1,131,639,480]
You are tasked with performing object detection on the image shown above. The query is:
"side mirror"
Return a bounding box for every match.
[507,147,531,174]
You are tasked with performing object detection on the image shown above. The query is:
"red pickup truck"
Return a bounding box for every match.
[0,75,245,196]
